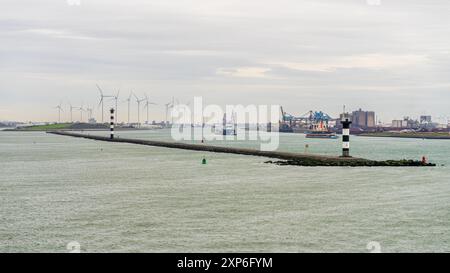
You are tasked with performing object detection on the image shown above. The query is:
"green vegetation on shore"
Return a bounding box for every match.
[360,131,450,139]
[7,123,109,131]
[13,123,73,131]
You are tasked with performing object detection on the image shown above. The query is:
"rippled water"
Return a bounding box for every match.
[1,130,449,253]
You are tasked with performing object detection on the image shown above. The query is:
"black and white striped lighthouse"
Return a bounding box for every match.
[222,113,227,136]
[341,117,352,157]
[110,108,115,140]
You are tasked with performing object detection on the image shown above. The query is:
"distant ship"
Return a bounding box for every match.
[217,125,237,136]
[305,131,338,139]
[280,107,338,138]
[215,113,237,136]
[305,115,338,139]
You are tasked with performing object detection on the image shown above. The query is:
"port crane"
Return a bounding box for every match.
[307,111,333,131]
[280,107,334,132]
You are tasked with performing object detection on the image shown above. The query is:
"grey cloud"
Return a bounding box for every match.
[1,0,450,122]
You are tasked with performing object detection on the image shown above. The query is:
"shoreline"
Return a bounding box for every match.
[359,133,450,140]
[4,127,161,132]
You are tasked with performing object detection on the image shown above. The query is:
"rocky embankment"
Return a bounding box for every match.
[265,159,436,167]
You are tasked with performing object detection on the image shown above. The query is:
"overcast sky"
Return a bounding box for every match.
[1,0,450,123]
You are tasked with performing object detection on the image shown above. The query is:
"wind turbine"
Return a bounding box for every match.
[86,107,94,121]
[96,84,114,123]
[164,101,173,125]
[182,100,191,126]
[77,103,85,122]
[69,103,77,123]
[144,94,157,125]
[134,94,146,128]
[55,102,64,123]
[113,89,120,123]
[124,91,134,125]
[171,97,176,124]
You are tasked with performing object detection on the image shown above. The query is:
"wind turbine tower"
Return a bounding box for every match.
[77,104,85,122]
[165,101,173,125]
[134,94,146,128]
[144,94,157,125]
[86,107,94,121]
[96,84,114,123]
[171,97,176,125]
[55,102,64,123]
[69,103,77,123]
[113,89,120,123]
[125,91,134,125]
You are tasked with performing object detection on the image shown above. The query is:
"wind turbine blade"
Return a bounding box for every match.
[96,84,104,96]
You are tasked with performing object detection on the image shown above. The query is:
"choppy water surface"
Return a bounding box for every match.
[1,130,449,253]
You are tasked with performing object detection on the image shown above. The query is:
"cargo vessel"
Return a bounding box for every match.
[305,131,338,139]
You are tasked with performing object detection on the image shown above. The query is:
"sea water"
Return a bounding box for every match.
[0,130,449,252]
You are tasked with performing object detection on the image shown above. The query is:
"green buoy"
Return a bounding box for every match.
[202,158,207,164]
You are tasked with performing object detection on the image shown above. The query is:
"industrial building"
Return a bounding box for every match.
[391,116,439,131]
[420,115,432,124]
[392,119,409,128]
[391,117,418,129]
[350,109,376,128]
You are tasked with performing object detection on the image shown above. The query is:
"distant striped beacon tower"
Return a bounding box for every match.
[222,113,227,136]
[341,115,352,157]
[110,108,115,140]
